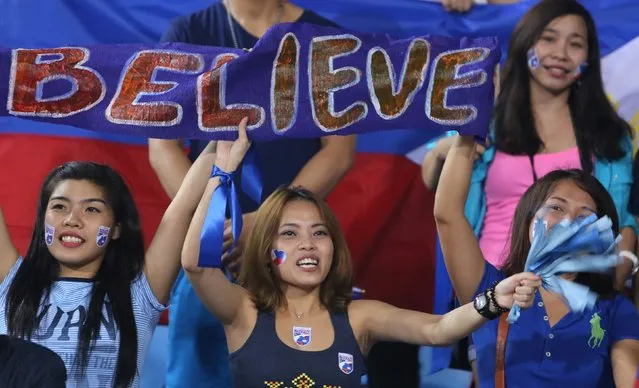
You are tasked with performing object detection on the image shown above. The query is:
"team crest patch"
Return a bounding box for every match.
[338,352,354,375]
[293,326,312,347]
[96,225,110,247]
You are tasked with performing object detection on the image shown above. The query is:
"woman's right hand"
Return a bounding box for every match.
[214,117,251,173]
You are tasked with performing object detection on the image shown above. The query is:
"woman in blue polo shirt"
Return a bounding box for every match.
[435,135,639,387]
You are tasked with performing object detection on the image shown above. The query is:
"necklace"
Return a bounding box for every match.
[223,0,285,50]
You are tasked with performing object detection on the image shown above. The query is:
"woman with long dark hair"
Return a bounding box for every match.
[435,135,639,387]
[423,0,636,281]
[180,119,542,386]
[0,139,221,386]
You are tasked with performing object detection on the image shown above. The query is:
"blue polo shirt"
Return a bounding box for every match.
[472,264,639,387]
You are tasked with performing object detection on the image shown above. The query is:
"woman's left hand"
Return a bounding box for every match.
[494,272,541,310]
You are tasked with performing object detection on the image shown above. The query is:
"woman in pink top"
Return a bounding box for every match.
[422,0,636,281]
[479,148,583,267]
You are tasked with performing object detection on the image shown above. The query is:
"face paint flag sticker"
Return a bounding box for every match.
[527,48,540,69]
[338,352,354,375]
[45,224,55,246]
[96,226,110,247]
[292,326,311,347]
[271,249,287,266]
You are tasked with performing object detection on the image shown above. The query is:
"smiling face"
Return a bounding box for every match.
[44,179,120,277]
[271,200,334,291]
[528,179,597,242]
[528,14,588,94]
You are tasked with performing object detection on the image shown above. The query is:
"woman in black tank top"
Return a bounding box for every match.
[181,119,542,387]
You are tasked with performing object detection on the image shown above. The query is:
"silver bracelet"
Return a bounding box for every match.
[619,250,639,276]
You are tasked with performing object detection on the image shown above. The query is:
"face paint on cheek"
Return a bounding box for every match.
[527,48,540,70]
[271,249,287,266]
[45,224,55,246]
[96,226,110,248]
[573,62,588,78]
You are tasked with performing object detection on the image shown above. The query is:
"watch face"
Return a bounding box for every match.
[474,294,487,310]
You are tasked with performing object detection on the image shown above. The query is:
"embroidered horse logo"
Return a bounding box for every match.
[588,312,606,349]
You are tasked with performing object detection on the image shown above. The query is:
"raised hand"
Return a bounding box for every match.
[214,117,251,173]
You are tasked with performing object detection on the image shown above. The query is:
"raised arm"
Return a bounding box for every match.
[182,118,252,326]
[433,136,486,304]
[0,208,19,283]
[354,272,539,352]
[290,135,356,199]
[143,139,218,305]
[148,139,192,200]
[421,136,457,191]
[422,135,484,191]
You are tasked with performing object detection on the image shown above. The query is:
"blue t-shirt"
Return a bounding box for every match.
[472,264,639,387]
[0,259,166,388]
[161,1,339,213]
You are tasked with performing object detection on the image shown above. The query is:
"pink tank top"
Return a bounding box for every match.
[479,147,581,268]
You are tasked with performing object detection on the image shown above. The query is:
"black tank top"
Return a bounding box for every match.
[229,310,366,387]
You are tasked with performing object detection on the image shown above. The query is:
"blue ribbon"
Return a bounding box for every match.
[507,214,620,324]
[198,149,262,270]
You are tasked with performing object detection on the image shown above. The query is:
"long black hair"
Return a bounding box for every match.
[5,162,144,387]
[502,169,618,297]
[493,0,633,172]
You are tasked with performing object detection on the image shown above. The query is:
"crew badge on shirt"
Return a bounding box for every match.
[338,352,354,374]
[263,352,356,387]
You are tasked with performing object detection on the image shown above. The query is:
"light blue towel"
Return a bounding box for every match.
[507,214,620,324]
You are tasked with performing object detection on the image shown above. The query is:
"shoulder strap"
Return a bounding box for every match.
[495,313,510,388]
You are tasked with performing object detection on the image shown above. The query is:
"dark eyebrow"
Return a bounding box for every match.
[548,196,596,213]
[49,196,107,205]
[543,27,586,41]
[548,196,568,203]
[279,223,327,228]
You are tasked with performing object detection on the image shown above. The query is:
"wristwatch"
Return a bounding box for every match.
[474,290,498,320]
[473,285,506,320]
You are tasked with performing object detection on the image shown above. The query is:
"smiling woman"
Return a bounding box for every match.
[180,118,542,387]
[0,132,225,386]
[44,179,122,278]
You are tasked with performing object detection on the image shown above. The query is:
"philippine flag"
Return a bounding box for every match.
[271,249,286,266]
